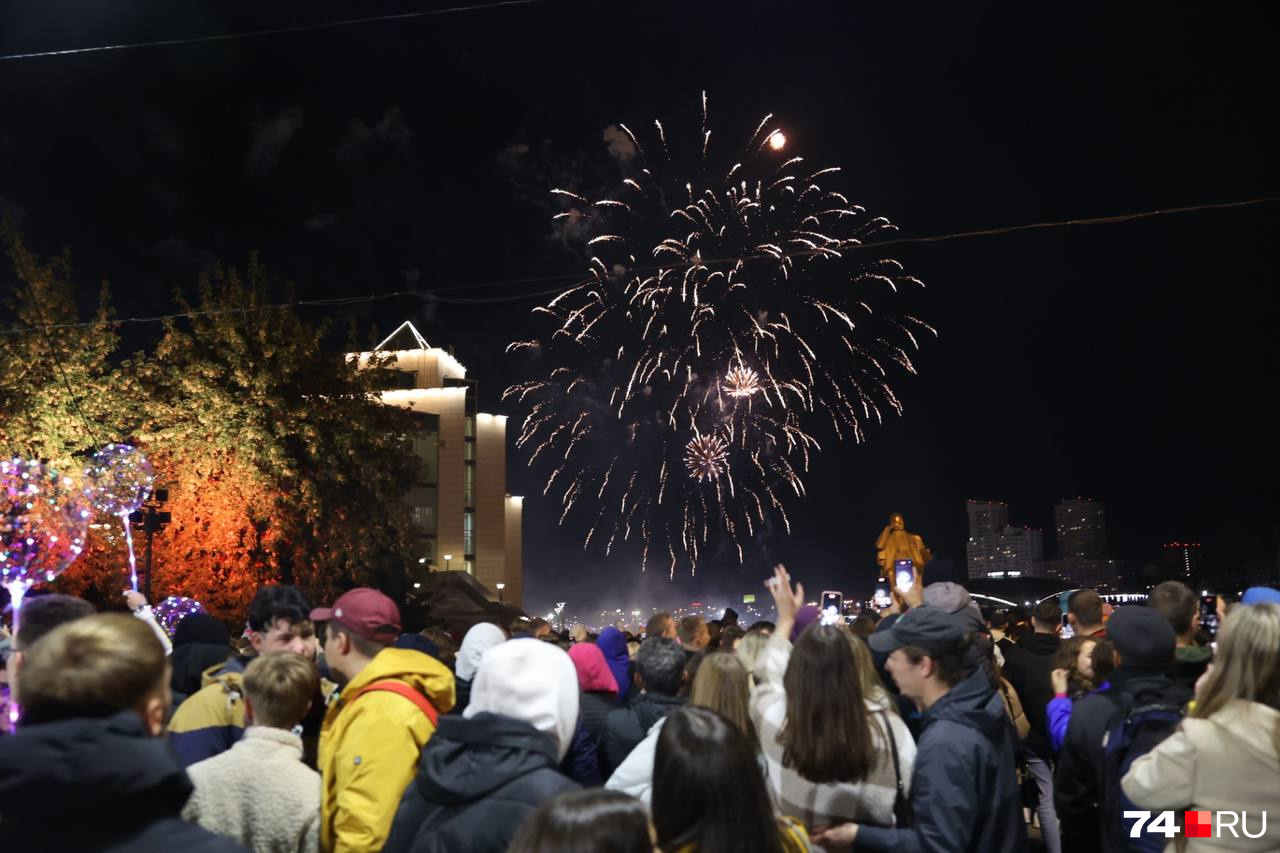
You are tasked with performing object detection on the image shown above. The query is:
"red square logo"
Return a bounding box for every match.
[1185,810,1213,838]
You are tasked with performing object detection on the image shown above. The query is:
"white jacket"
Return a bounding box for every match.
[605,714,776,810]
[751,630,916,831]
[1123,699,1280,852]
[183,726,321,853]
[604,716,665,805]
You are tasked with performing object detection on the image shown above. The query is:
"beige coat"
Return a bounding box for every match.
[184,726,320,853]
[1122,699,1280,852]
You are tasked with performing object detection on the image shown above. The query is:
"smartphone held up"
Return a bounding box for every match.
[820,590,843,626]
[873,579,892,610]
[894,559,914,594]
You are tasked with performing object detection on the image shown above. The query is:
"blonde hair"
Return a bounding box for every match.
[244,651,319,729]
[735,631,769,682]
[1174,604,1280,852]
[846,630,892,709]
[1192,603,1280,734]
[690,650,756,744]
[19,613,167,725]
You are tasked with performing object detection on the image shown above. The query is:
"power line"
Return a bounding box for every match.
[0,0,542,62]
[0,193,1276,338]
[864,195,1280,249]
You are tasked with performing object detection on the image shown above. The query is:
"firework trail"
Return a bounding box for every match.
[505,94,934,576]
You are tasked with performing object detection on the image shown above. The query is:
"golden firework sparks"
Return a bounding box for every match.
[506,94,934,576]
[723,364,762,398]
[684,433,730,482]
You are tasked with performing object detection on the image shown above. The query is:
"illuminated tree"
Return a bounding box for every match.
[134,258,423,614]
[0,223,132,464]
[2,232,422,618]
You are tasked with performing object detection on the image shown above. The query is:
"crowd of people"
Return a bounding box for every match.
[1,563,1278,852]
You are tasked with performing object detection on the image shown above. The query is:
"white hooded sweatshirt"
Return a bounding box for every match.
[464,638,580,762]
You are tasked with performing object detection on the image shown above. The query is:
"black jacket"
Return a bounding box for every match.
[855,667,1028,853]
[451,676,474,716]
[603,691,685,769]
[579,689,622,776]
[1053,667,1192,853]
[1001,632,1061,757]
[0,712,246,853]
[382,712,579,853]
[580,689,622,738]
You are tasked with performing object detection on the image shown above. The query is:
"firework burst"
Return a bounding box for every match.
[723,364,762,398]
[685,433,730,481]
[505,93,934,575]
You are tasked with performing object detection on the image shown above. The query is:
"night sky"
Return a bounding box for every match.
[3,2,1278,616]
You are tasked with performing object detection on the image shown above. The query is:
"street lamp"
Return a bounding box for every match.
[128,488,171,602]
[496,582,506,603]
[444,554,452,572]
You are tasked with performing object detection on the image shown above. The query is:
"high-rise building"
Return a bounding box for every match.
[990,525,1045,578]
[967,500,1009,538]
[1041,557,1124,591]
[966,500,1009,578]
[1055,498,1108,559]
[967,501,1045,578]
[351,321,524,606]
[1162,542,1202,581]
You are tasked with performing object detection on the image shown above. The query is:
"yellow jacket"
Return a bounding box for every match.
[167,659,249,767]
[318,648,456,853]
[168,657,336,769]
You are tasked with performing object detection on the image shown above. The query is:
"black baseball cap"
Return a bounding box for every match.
[868,606,970,655]
[1108,606,1175,666]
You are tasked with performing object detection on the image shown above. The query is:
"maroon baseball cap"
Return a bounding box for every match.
[311,588,401,644]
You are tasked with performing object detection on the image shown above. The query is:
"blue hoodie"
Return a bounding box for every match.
[596,627,632,702]
[855,667,1028,853]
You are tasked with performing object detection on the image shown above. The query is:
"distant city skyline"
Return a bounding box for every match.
[961,496,1279,593]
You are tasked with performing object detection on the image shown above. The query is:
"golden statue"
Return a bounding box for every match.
[876,513,933,576]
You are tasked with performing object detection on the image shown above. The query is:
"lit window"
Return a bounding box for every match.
[412,505,436,534]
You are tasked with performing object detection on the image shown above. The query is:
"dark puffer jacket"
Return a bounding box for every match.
[1053,667,1191,853]
[0,712,246,853]
[854,667,1029,853]
[382,712,579,853]
[604,691,685,769]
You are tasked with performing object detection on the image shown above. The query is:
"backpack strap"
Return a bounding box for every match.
[355,680,439,728]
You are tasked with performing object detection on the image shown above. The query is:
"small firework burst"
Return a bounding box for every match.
[723,365,762,398]
[685,433,730,482]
